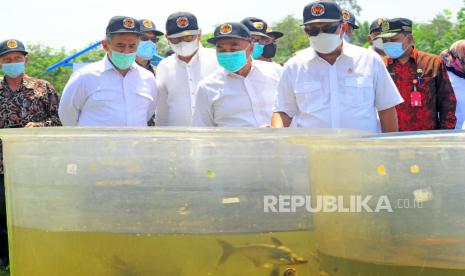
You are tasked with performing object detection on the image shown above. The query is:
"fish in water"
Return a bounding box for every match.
[217,237,308,271]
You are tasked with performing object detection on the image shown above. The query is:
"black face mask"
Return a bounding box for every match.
[262,43,277,59]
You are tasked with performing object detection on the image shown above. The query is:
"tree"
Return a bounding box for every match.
[351,20,370,48]
[272,15,309,63]
[334,0,361,15]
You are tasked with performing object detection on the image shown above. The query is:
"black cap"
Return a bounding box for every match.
[377,18,413,38]
[342,10,359,29]
[369,18,387,34]
[106,16,141,35]
[139,19,164,36]
[0,39,28,57]
[166,12,201,38]
[207,22,250,45]
[303,1,342,25]
[241,17,270,38]
[266,26,284,40]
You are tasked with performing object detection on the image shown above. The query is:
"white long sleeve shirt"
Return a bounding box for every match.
[59,56,157,127]
[155,46,220,126]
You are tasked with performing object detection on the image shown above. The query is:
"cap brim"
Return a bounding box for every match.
[141,29,165,36]
[167,29,201,38]
[0,50,28,57]
[302,19,341,25]
[376,31,401,39]
[107,30,142,35]
[207,35,250,45]
[249,31,270,39]
[267,31,284,39]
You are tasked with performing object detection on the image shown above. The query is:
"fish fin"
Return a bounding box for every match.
[271,237,284,247]
[217,239,234,266]
[270,265,280,276]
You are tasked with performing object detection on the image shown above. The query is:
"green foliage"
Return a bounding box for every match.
[351,20,370,48]
[272,15,309,63]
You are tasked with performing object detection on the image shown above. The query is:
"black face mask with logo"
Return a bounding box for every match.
[262,43,277,59]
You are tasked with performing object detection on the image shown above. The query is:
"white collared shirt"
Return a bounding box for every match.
[155,46,220,126]
[274,42,403,133]
[59,56,157,127]
[192,60,283,127]
[447,71,465,129]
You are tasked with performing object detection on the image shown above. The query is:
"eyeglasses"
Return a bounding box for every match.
[141,35,159,43]
[304,24,340,37]
[169,35,197,44]
[251,36,271,46]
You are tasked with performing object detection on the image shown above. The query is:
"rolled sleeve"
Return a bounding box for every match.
[59,72,86,126]
[273,66,298,118]
[373,56,404,111]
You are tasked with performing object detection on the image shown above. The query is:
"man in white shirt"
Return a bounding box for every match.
[192,22,282,127]
[272,1,403,133]
[155,12,219,126]
[59,16,157,127]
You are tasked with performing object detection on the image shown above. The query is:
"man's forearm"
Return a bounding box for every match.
[379,107,399,133]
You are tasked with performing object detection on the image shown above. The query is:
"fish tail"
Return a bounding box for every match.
[217,239,234,265]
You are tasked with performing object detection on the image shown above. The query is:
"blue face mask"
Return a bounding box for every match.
[343,33,351,43]
[2,62,25,78]
[251,43,264,59]
[110,51,137,70]
[383,42,406,59]
[137,41,157,60]
[217,47,250,72]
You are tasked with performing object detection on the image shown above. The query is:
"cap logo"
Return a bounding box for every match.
[142,20,154,28]
[381,20,390,32]
[176,17,190,28]
[220,24,233,34]
[253,22,265,30]
[123,18,136,29]
[378,18,386,25]
[342,10,351,21]
[311,3,325,17]
[6,40,18,49]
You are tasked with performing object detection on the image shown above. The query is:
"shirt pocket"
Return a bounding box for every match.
[294,81,326,113]
[343,76,374,107]
[86,90,118,116]
[90,90,117,101]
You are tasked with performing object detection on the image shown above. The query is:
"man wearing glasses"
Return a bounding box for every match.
[136,19,164,76]
[272,1,403,133]
[155,12,220,126]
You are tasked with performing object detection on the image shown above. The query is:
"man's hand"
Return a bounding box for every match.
[24,122,43,128]
[271,112,292,128]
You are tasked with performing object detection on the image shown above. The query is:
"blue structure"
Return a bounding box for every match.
[46,41,164,72]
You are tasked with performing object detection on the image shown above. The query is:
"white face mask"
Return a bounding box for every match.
[169,39,200,57]
[372,38,384,51]
[309,33,342,54]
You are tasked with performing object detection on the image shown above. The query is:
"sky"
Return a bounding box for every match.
[1,0,463,50]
